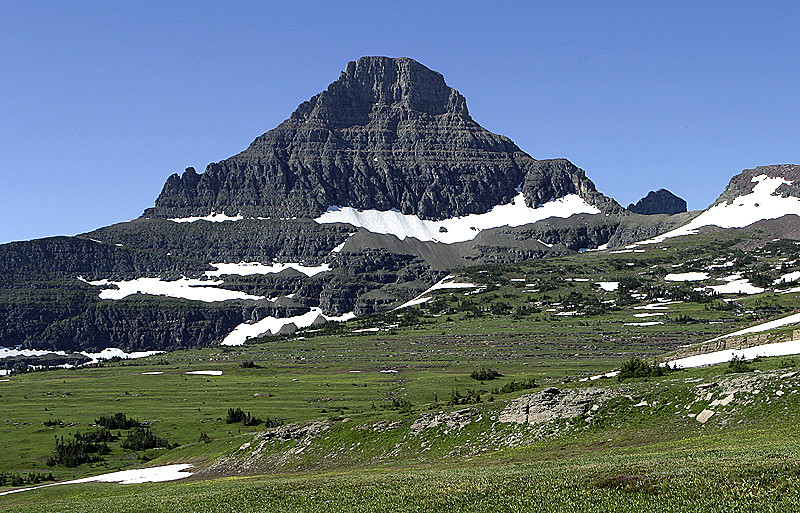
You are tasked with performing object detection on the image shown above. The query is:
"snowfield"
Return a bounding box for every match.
[79,276,264,302]
[705,274,764,295]
[206,262,330,277]
[0,346,162,363]
[314,193,600,243]
[664,272,709,282]
[168,212,244,223]
[667,340,800,369]
[396,275,478,309]
[81,348,163,363]
[640,175,800,244]
[221,308,356,346]
[0,464,194,496]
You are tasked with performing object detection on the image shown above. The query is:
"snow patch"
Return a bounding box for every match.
[667,340,800,369]
[186,370,222,376]
[664,272,709,282]
[79,276,264,302]
[707,277,764,295]
[206,262,330,277]
[0,464,193,496]
[314,193,600,243]
[221,308,355,346]
[624,321,664,327]
[81,348,163,363]
[776,271,800,284]
[168,212,243,223]
[395,275,477,309]
[0,348,68,359]
[596,281,619,291]
[707,312,800,343]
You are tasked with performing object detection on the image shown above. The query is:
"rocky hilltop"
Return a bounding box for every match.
[712,164,800,206]
[627,189,687,215]
[146,57,620,220]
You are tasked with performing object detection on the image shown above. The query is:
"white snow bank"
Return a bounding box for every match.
[667,339,800,369]
[633,312,665,318]
[0,464,193,496]
[639,175,800,244]
[206,262,331,277]
[776,271,800,284]
[169,212,244,223]
[664,272,709,282]
[81,348,163,363]
[624,321,664,327]
[0,348,67,359]
[80,276,264,302]
[186,370,222,376]
[596,281,619,291]
[0,347,161,363]
[314,193,600,243]
[707,312,800,343]
[141,371,164,375]
[707,278,764,295]
[396,275,477,309]
[221,308,355,346]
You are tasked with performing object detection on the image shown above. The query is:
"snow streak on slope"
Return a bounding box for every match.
[79,277,264,302]
[206,262,330,277]
[314,193,600,243]
[707,311,800,343]
[221,308,356,346]
[395,275,478,309]
[168,212,244,223]
[666,340,800,369]
[0,347,162,363]
[640,175,800,244]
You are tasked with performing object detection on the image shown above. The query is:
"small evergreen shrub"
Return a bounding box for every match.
[470,367,503,381]
[95,413,140,430]
[121,426,172,451]
[493,377,538,394]
[726,355,752,373]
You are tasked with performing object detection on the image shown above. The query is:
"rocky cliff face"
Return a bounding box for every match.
[712,164,800,206]
[145,57,619,221]
[627,189,687,215]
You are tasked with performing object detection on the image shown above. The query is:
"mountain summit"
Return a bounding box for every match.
[146,56,619,221]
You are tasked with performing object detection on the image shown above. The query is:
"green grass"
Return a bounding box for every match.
[3,230,800,510]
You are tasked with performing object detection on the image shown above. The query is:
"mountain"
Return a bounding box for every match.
[1,57,798,360]
[145,57,621,221]
[627,189,687,215]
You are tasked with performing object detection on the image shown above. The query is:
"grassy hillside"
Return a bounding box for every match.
[2,228,800,510]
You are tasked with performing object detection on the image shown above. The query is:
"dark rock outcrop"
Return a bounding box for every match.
[627,189,687,215]
[145,57,620,221]
[711,164,800,206]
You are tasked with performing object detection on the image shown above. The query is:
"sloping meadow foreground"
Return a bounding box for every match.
[3,228,800,510]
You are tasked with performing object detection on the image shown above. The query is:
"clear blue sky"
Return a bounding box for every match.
[2,1,798,244]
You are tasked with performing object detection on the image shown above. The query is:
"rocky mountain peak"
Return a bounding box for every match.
[713,164,800,206]
[289,57,469,126]
[627,189,687,215]
[145,57,619,221]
